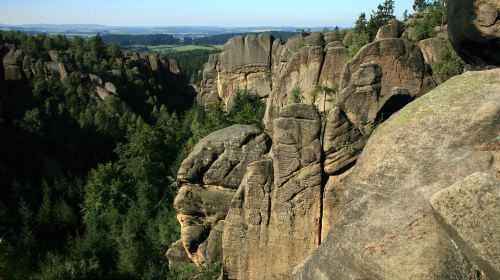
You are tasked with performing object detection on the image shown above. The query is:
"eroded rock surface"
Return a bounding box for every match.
[177,125,271,189]
[217,34,274,107]
[430,173,500,280]
[223,104,322,280]
[323,63,414,175]
[291,69,500,280]
[170,125,271,267]
[341,38,431,100]
[375,19,405,41]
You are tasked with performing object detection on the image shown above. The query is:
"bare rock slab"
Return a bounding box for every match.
[430,173,500,280]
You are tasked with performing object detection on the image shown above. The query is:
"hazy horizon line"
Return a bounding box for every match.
[0,23,350,28]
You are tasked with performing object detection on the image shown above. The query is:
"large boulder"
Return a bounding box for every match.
[291,69,500,279]
[430,173,500,280]
[375,19,405,41]
[448,0,500,67]
[418,37,448,65]
[340,38,432,101]
[223,104,322,280]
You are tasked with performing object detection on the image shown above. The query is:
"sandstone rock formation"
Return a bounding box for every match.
[418,36,448,65]
[44,61,68,80]
[448,0,500,67]
[166,240,191,268]
[170,125,271,266]
[341,38,431,100]
[264,45,324,130]
[194,32,360,132]
[323,63,415,175]
[318,44,348,87]
[223,104,322,280]
[177,125,271,189]
[216,34,274,108]
[375,19,405,41]
[291,68,500,279]
[196,53,221,106]
[430,173,500,280]
[2,47,24,81]
[169,105,325,279]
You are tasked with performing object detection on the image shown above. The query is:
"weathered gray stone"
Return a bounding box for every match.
[430,173,500,280]
[291,69,500,280]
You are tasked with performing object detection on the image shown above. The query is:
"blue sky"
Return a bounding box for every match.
[1,0,415,27]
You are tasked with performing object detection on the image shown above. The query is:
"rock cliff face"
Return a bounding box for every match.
[291,68,500,280]
[170,9,499,279]
[194,28,434,134]
[223,104,323,280]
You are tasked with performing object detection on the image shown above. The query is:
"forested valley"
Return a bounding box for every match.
[0,31,264,279]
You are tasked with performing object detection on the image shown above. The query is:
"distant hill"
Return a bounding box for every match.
[101,31,298,47]
[0,24,336,38]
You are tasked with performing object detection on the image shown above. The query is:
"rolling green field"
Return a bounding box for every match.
[127,44,221,53]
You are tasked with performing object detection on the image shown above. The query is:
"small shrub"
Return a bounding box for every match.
[348,31,370,58]
[167,262,220,280]
[406,0,447,42]
[297,40,306,50]
[289,86,303,104]
[228,89,265,128]
[336,142,358,155]
[432,40,464,84]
